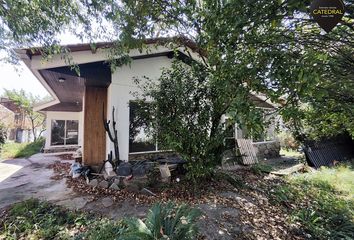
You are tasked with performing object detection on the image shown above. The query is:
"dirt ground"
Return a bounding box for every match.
[0,153,306,240]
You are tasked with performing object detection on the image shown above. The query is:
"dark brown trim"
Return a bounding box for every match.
[21,36,204,58]
[41,102,82,112]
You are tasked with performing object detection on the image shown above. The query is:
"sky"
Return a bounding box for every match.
[0,62,49,97]
[0,33,82,98]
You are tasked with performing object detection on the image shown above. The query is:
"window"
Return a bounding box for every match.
[51,120,78,146]
[235,123,249,139]
[224,117,236,150]
[129,101,157,153]
[225,108,276,143]
[252,108,276,142]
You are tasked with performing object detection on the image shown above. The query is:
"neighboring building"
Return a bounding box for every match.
[0,97,35,142]
[0,103,15,139]
[16,38,279,166]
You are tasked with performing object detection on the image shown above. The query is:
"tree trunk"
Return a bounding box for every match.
[30,117,37,142]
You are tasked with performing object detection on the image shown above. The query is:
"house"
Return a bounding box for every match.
[0,97,35,142]
[15,38,279,166]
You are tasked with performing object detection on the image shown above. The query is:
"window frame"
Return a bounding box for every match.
[251,107,276,143]
[50,119,79,146]
[128,100,159,153]
[225,106,276,143]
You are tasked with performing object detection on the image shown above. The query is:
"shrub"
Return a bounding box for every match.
[0,123,6,147]
[1,200,202,240]
[0,199,90,239]
[277,131,300,150]
[80,219,126,240]
[120,202,201,240]
[272,166,354,239]
[134,60,266,181]
[250,163,273,175]
[0,137,44,159]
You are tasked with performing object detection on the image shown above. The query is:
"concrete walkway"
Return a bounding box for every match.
[0,153,149,219]
[0,154,78,209]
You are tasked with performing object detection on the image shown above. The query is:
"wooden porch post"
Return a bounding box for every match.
[83,86,107,165]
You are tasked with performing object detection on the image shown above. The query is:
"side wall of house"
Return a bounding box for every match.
[107,56,173,161]
[44,111,83,149]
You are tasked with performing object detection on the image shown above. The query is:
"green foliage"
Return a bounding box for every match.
[135,60,265,180]
[277,131,300,150]
[3,89,47,141]
[110,0,353,141]
[78,219,126,240]
[250,163,273,175]
[121,202,201,240]
[0,0,88,64]
[1,0,353,153]
[0,199,90,240]
[0,137,44,159]
[292,164,354,196]
[272,165,354,239]
[0,123,6,147]
[279,148,304,159]
[1,200,201,240]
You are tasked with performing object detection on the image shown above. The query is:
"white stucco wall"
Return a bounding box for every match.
[44,111,83,149]
[107,56,173,161]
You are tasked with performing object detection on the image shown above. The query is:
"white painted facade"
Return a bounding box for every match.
[17,42,201,157]
[40,55,173,159]
[107,56,173,160]
[44,111,83,149]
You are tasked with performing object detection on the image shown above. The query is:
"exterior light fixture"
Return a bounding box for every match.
[58,77,66,83]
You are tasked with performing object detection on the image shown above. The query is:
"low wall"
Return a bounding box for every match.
[44,146,80,153]
[129,151,178,161]
[252,141,280,160]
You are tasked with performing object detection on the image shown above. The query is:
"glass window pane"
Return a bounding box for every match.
[66,120,79,145]
[129,101,156,153]
[51,120,65,145]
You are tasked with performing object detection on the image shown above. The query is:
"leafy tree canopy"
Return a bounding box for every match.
[2,89,48,141]
[0,1,353,154]
[1,0,353,137]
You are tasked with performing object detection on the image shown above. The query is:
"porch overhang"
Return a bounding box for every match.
[16,50,195,112]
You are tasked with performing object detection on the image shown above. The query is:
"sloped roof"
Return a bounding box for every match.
[19,36,204,59]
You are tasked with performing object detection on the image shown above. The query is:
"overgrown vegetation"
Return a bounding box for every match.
[121,202,201,240]
[0,0,352,179]
[272,164,354,239]
[3,89,48,141]
[0,199,91,240]
[0,138,44,159]
[280,148,304,159]
[0,123,6,149]
[135,61,266,181]
[250,163,273,175]
[277,131,300,151]
[0,199,201,240]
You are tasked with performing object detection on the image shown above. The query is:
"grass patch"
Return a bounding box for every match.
[272,164,354,239]
[250,163,273,175]
[0,199,93,239]
[0,138,44,160]
[294,164,354,197]
[280,148,304,159]
[0,199,201,240]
